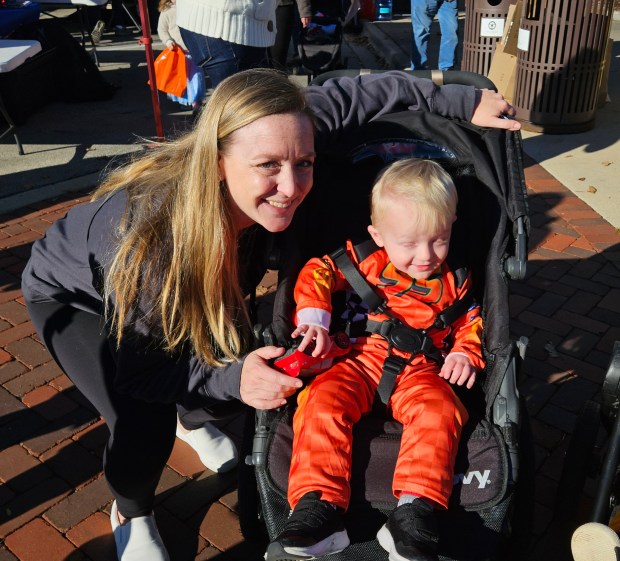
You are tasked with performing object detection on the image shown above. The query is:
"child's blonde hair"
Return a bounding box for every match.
[158,0,172,12]
[370,159,457,233]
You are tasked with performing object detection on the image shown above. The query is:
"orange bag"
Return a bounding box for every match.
[153,48,187,97]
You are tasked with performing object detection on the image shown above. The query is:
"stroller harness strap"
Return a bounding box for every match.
[329,241,474,405]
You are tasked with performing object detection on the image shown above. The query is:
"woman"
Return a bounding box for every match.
[21,68,520,561]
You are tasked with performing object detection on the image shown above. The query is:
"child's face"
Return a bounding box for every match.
[368,200,454,280]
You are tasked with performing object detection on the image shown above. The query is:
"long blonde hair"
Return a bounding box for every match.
[94,69,313,366]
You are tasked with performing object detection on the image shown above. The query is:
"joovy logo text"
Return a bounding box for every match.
[454,470,492,489]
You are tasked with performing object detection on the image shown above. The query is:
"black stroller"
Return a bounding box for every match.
[240,71,533,561]
[296,0,346,77]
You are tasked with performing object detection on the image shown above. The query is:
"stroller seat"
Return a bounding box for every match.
[241,88,533,561]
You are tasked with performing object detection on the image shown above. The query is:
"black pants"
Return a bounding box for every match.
[269,3,296,70]
[26,300,180,518]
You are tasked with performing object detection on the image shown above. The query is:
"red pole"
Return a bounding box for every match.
[136,0,164,140]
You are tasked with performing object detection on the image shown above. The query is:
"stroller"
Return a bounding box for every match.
[297,0,346,77]
[240,70,533,561]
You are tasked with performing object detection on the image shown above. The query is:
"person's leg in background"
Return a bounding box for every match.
[179,27,267,89]
[436,0,458,70]
[410,0,435,70]
[109,0,132,36]
[26,300,175,561]
[291,1,304,60]
[87,5,106,44]
[88,0,132,43]
[270,1,295,70]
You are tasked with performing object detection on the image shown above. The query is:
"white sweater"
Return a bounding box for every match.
[157,6,187,50]
[176,0,278,48]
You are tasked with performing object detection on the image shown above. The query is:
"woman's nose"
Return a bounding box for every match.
[277,166,300,197]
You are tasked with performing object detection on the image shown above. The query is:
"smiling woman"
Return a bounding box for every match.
[20,68,519,561]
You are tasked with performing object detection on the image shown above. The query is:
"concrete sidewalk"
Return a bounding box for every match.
[1,10,620,561]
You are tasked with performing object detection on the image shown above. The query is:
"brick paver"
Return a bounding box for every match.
[0,153,619,561]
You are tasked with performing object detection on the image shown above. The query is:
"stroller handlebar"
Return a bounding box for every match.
[310,69,497,91]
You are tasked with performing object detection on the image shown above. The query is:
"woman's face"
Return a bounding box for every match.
[218,112,315,232]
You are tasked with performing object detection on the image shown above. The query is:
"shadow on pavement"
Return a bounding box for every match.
[0,36,194,199]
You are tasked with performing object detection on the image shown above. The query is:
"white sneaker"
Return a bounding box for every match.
[110,500,170,561]
[176,421,238,473]
[571,522,620,561]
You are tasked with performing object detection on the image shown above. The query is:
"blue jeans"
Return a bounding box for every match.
[410,0,458,71]
[179,27,268,89]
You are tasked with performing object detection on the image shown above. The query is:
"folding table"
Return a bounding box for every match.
[0,39,43,154]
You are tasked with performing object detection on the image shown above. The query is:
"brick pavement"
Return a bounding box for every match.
[1,157,619,561]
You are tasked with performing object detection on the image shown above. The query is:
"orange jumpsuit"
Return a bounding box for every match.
[288,240,485,511]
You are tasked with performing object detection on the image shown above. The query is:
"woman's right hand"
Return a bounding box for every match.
[471,89,521,131]
[240,347,303,409]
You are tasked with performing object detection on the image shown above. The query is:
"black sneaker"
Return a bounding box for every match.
[376,500,439,561]
[264,491,350,560]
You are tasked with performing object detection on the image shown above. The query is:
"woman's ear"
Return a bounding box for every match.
[368,224,384,247]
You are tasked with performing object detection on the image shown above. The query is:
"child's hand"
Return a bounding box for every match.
[166,40,176,50]
[291,324,331,357]
[439,354,477,389]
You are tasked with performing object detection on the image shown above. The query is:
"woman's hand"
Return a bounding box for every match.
[240,347,303,409]
[471,89,521,131]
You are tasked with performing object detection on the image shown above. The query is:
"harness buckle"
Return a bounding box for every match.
[382,354,409,377]
[379,319,426,355]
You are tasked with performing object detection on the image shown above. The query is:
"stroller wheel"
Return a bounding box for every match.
[571,522,620,561]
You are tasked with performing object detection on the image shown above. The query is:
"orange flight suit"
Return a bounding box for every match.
[288,240,484,511]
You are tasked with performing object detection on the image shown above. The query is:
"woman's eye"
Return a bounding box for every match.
[259,161,279,169]
[297,159,314,169]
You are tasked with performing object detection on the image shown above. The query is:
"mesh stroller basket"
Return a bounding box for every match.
[245,108,531,561]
